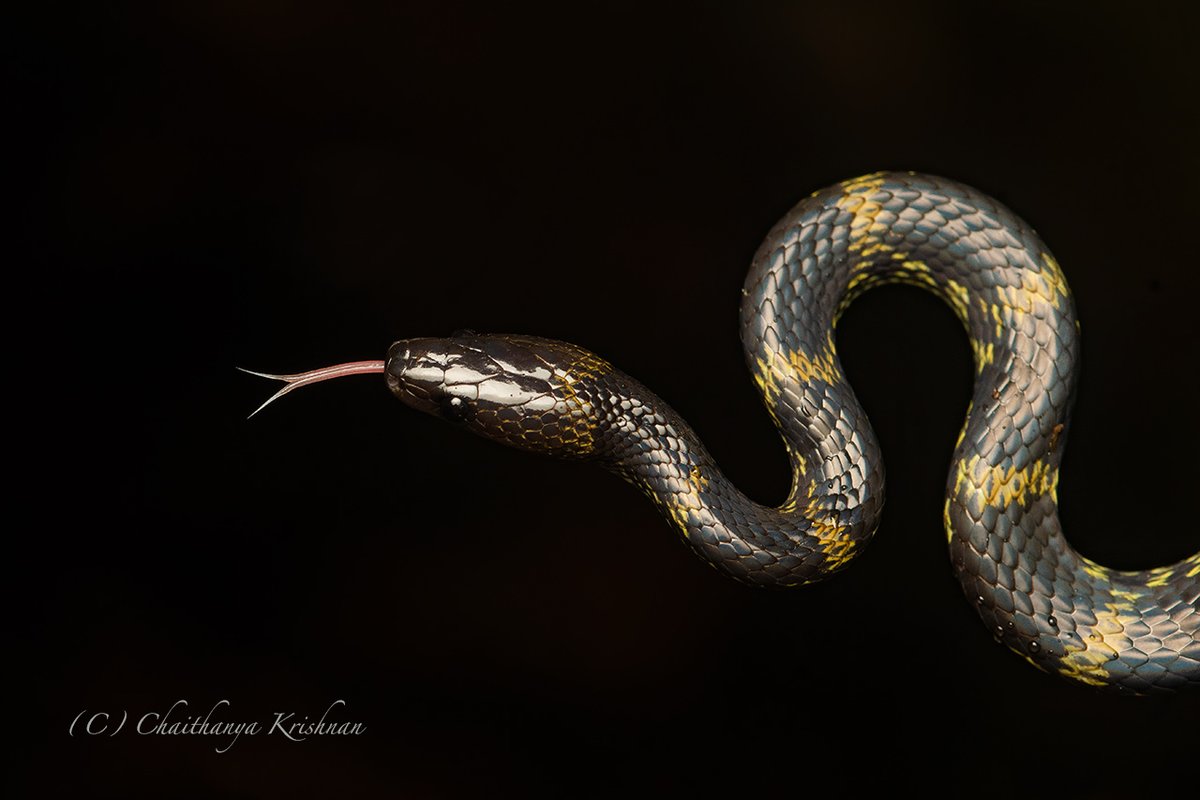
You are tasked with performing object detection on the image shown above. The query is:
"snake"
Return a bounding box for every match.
[246,171,1199,693]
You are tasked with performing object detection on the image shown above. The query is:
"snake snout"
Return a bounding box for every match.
[386,335,510,421]
[385,338,450,415]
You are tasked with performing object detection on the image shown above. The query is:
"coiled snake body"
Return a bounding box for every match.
[250,172,1199,693]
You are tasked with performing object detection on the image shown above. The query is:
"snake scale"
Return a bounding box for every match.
[249,172,1199,693]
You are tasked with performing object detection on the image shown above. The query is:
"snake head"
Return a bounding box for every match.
[385,334,612,458]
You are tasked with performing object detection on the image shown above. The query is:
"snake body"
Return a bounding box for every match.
[258,172,1200,692]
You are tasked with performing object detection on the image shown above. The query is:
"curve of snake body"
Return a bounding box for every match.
[713,171,1197,692]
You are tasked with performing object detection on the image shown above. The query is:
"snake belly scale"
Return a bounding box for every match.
[251,172,1199,693]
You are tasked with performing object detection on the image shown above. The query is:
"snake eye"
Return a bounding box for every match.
[440,394,470,422]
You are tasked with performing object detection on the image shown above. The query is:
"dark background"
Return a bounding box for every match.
[14,2,1199,796]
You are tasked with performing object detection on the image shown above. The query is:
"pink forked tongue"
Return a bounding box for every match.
[239,360,386,418]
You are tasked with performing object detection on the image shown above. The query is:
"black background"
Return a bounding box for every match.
[14,2,1200,796]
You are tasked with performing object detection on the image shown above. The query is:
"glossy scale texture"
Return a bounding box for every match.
[385,173,1199,693]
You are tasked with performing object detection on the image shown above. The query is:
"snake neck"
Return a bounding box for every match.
[582,364,884,589]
